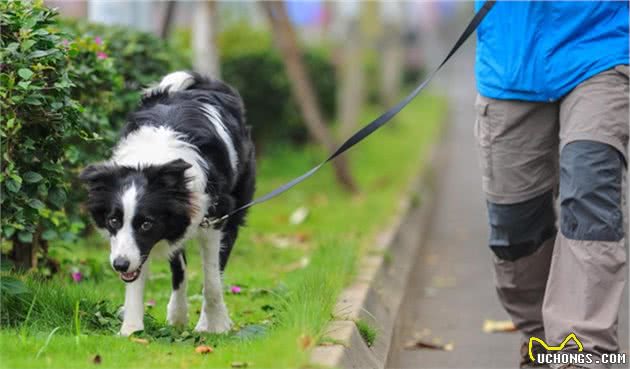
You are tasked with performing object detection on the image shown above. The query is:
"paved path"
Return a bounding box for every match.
[386,12,628,368]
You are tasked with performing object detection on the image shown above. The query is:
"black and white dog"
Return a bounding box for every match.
[80,71,255,336]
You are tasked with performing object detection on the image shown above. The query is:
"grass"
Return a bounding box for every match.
[355,319,377,348]
[0,94,446,369]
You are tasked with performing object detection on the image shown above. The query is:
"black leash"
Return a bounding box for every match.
[203,0,496,227]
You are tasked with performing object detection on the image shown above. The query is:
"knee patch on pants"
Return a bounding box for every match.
[560,141,624,241]
[488,191,556,261]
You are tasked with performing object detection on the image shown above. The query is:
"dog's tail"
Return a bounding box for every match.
[143,71,199,99]
[142,71,241,107]
[141,71,246,128]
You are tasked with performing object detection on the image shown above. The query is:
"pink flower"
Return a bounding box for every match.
[230,285,242,294]
[94,36,103,45]
[96,51,108,60]
[61,39,69,47]
[146,299,156,307]
[71,271,82,283]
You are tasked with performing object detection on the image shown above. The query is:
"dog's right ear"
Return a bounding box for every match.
[79,163,117,190]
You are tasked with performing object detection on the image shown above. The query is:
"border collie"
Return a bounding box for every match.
[80,71,255,336]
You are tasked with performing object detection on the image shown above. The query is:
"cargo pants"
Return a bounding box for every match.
[474,65,629,367]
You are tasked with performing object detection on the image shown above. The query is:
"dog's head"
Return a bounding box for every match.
[80,159,194,282]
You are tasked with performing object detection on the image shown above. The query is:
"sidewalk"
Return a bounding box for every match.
[386,36,628,368]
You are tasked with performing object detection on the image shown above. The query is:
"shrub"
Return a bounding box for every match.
[0,0,83,266]
[60,19,190,136]
[0,2,192,269]
[218,24,337,149]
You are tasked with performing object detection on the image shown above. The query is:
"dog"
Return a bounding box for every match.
[80,71,256,336]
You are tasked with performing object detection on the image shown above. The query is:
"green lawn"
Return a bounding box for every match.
[0,94,446,369]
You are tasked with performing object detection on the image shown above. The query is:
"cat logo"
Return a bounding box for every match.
[529,333,584,362]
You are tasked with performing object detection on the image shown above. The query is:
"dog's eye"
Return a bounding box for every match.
[108,217,121,229]
[140,221,153,232]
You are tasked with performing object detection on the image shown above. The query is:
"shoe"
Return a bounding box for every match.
[520,342,549,368]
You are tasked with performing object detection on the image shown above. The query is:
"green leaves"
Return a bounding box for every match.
[22,172,43,183]
[20,40,37,52]
[48,188,66,209]
[1,1,187,257]
[17,68,34,80]
[27,199,45,210]
[17,231,33,243]
[1,0,80,246]
[29,49,57,59]
[5,178,21,193]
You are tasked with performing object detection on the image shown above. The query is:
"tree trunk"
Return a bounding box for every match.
[12,239,35,270]
[261,1,357,192]
[337,16,365,139]
[159,1,177,39]
[11,227,43,270]
[379,2,403,108]
[193,1,220,77]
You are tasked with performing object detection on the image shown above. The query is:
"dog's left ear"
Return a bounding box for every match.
[146,159,192,188]
[79,163,117,190]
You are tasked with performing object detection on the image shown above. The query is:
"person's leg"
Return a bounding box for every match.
[474,94,559,358]
[543,65,629,368]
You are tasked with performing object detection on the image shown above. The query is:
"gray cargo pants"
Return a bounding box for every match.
[474,65,629,367]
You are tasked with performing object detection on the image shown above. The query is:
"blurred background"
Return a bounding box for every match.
[46,0,467,152]
[2,0,469,269]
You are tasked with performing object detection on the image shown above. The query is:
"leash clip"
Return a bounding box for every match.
[200,214,229,228]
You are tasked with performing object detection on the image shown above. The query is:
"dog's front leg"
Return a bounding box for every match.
[167,249,188,326]
[194,230,232,333]
[120,265,148,336]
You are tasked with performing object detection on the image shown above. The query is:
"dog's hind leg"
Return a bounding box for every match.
[167,249,188,327]
[120,264,149,336]
[194,229,232,333]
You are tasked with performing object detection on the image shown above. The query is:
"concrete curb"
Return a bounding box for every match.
[310,124,448,369]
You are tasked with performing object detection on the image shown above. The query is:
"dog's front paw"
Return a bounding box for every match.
[119,322,144,336]
[194,308,232,333]
[167,301,188,327]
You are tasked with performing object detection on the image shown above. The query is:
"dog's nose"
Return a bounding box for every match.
[112,257,130,272]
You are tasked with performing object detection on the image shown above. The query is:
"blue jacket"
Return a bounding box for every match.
[475,1,629,102]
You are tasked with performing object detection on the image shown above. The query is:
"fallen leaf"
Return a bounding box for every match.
[404,339,454,351]
[289,207,309,225]
[92,354,102,364]
[251,233,311,250]
[295,232,310,243]
[130,337,149,345]
[424,253,439,266]
[298,334,313,350]
[195,345,214,354]
[282,257,310,272]
[432,275,457,288]
[312,193,329,206]
[482,319,517,333]
[269,234,291,249]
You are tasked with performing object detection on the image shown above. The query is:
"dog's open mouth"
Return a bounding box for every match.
[119,269,140,283]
